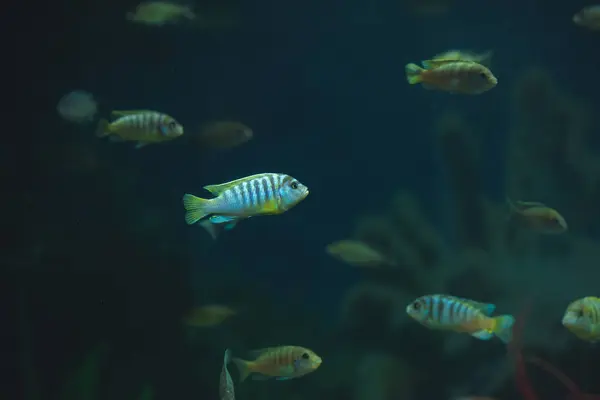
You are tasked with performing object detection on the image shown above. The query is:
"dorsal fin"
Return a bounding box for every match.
[204,173,273,195]
[111,110,155,117]
[421,59,466,69]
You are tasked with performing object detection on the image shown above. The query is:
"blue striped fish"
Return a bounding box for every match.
[96,110,184,149]
[182,173,309,238]
[406,294,515,343]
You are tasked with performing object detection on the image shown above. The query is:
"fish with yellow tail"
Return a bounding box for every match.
[182,173,308,238]
[406,294,515,343]
[231,346,322,382]
[507,198,567,234]
[220,349,235,400]
[96,110,184,149]
[405,59,497,94]
[562,297,600,343]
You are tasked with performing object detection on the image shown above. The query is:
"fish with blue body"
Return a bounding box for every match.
[406,294,515,343]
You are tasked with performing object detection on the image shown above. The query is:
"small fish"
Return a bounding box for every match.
[127,2,195,26]
[182,173,308,235]
[573,5,600,31]
[197,121,253,150]
[57,90,98,124]
[231,346,322,382]
[431,49,493,66]
[405,60,497,94]
[96,110,183,149]
[220,349,235,400]
[326,240,396,268]
[183,305,236,327]
[562,297,600,343]
[507,199,567,234]
[406,294,515,343]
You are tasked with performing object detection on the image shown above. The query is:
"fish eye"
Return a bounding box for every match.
[301,353,309,359]
[479,72,487,79]
[412,301,421,310]
[290,181,299,189]
[168,121,177,129]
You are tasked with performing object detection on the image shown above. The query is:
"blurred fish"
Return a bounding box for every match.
[406,294,515,343]
[220,349,235,400]
[562,297,600,342]
[57,90,98,124]
[127,1,195,26]
[405,60,497,94]
[326,240,396,268]
[507,199,567,234]
[182,173,308,235]
[432,49,493,67]
[96,110,183,149]
[231,346,322,382]
[183,305,236,327]
[573,5,600,30]
[196,121,253,150]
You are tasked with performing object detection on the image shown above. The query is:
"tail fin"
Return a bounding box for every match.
[494,314,516,344]
[231,357,251,382]
[182,194,211,225]
[95,119,111,138]
[405,63,424,84]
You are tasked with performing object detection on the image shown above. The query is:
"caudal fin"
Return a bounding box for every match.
[182,194,211,225]
[95,119,111,138]
[405,63,424,84]
[494,314,516,344]
[231,357,251,382]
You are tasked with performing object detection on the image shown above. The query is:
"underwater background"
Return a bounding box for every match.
[9,0,600,399]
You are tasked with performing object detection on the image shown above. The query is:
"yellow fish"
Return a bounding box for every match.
[507,199,567,234]
[573,5,600,31]
[231,346,322,381]
[96,110,183,149]
[182,173,308,238]
[127,2,195,26]
[562,297,600,342]
[405,59,497,94]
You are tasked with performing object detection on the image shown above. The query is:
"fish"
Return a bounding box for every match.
[405,60,497,94]
[182,173,309,234]
[57,90,98,124]
[431,49,493,66]
[573,5,600,31]
[126,1,195,26]
[507,199,567,234]
[96,110,184,149]
[562,297,600,343]
[196,121,253,150]
[406,294,515,343]
[231,346,322,382]
[326,240,396,268]
[183,305,236,327]
[220,349,235,400]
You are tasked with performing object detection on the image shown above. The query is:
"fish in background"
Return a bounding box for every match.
[326,240,397,268]
[57,90,98,124]
[231,346,322,382]
[573,5,600,30]
[220,349,235,400]
[182,173,308,238]
[183,305,236,327]
[127,1,195,26]
[562,296,600,342]
[405,58,497,94]
[96,110,184,149]
[406,294,515,343]
[506,199,568,234]
[195,121,253,150]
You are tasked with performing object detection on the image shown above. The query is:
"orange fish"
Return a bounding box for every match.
[573,5,600,31]
[405,60,497,94]
[196,121,253,150]
[231,346,322,381]
[507,199,567,234]
[183,305,236,327]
